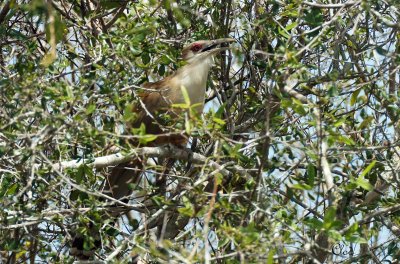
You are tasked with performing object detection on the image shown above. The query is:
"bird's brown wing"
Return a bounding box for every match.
[128,81,171,137]
[104,82,165,200]
[105,80,186,200]
[130,79,188,145]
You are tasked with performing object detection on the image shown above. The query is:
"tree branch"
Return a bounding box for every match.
[0,1,11,25]
[50,145,250,179]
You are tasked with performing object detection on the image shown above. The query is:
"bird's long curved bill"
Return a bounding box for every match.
[201,38,236,53]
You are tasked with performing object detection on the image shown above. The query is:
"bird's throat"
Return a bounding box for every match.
[169,56,213,111]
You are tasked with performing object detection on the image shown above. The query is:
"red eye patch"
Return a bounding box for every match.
[191,43,202,52]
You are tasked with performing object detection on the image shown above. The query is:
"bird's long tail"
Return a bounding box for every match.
[70,160,143,259]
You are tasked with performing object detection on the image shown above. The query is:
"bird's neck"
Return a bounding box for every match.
[170,56,214,110]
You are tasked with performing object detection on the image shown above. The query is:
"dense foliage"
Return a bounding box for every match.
[1,0,400,263]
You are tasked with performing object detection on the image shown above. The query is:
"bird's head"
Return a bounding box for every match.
[181,38,235,63]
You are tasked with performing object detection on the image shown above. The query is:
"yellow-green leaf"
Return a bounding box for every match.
[358,116,374,130]
[267,249,275,264]
[86,104,96,115]
[285,21,298,31]
[40,51,56,66]
[185,116,192,134]
[360,160,376,178]
[172,103,189,109]
[139,134,157,144]
[180,85,191,105]
[350,89,361,106]
[213,117,226,125]
[353,161,376,191]
[291,183,312,190]
[355,177,373,191]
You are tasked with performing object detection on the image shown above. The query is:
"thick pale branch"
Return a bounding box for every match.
[303,1,358,8]
[52,145,249,179]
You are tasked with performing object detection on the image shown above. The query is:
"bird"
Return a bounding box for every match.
[70,38,235,259]
[104,38,235,201]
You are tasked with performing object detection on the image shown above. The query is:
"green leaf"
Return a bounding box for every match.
[344,182,358,191]
[344,223,358,237]
[65,85,74,101]
[285,22,298,31]
[212,117,226,125]
[324,207,336,221]
[291,183,312,190]
[344,223,366,243]
[83,238,95,251]
[291,98,308,116]
[267,249,275,264]
[6,183,19,195]
[158,64,165,76]
[15,250,28,260]
[353,160,376,191]
[132,123,146,135]
[346,235,367,243]
[172,103,189,109]
[355,177,373,191]
[177,197,194,216]
[305,217,323,229]
[86,104,96,115]
[40,51,56,66]
[350,89,361,106]
[278,27,290,39]
[185,115,192,134]
[180,85,191,105]
[335,135,355,145]
[358,116,374,130]
[70,189,89,202]
[139,134,158,144]
[141,53,151,64]
[304,7,323,27]
[123,104,135,122]
[215,102,226,118]
[376,46,388,55]
[70,189,80,201]
[323,207,337,229]
[328,85,338,97]
[306,164,316,186]
[387,241,398,255]
[76,166,85,184]
[360,160,376,178]
[215,173,223,185]
[327,230,342,240]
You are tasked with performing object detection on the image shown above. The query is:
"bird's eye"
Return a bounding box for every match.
[191,44,202,52]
